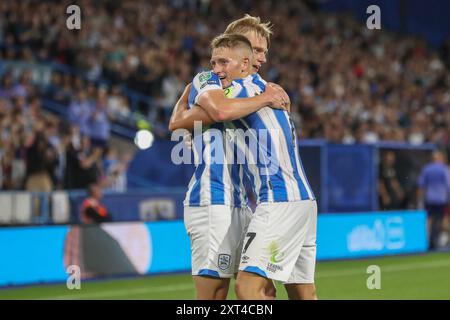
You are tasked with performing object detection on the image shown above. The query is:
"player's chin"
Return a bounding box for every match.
[220,79,231,87]
[252,65,260,73]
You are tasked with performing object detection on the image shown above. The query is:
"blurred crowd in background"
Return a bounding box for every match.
[0,0,449,196]
[0,70,131,191]
[1,0,449,148]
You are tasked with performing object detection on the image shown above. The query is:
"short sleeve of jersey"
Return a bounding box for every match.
[251,73,267,93]
[188,71,222,108]
[252,73,267,85]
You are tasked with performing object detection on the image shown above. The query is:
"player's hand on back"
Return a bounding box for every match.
[264,82,291,112]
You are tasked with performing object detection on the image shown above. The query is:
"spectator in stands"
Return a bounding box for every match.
[9,112,27,189]
[44,72,63,102]
[0,71,15,99]
[59,74,75,105]
[160,69,185,110]
[88,87,111,147]
[68,90,92,137]
[24,96,42,125]
[107,85,131,122]
[24,128,58,192]
[102,146,118,171]
[11,70,34,98]
[46,118,70,189]
[0,69,125,192]
[78,135,102,189]
[379,151,405,210]
[80,183,112,224]
[418,150,450,250]
[64,126,81,189]
[103,149,131,193]
[0,140,14,189]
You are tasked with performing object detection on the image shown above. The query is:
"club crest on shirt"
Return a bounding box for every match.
[199,71,212,84]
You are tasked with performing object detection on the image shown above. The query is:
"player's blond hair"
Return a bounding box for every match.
[210,33,253,56]
[224,14,273,47]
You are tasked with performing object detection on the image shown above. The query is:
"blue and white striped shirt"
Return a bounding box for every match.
[184,71,315,207]
[184,71,248,207]
[226,73,315,203]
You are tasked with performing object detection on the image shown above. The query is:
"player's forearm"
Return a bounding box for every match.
[219,95,271,121]
[199,91,271,122]
[169,105,215,131]
[168,83,192,131]
[169,98,188,131]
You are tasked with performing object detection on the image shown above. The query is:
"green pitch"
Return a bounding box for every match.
[1,252,449,300]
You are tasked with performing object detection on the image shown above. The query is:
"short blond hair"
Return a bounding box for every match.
[224,14,273,46]
[210,33,253,55]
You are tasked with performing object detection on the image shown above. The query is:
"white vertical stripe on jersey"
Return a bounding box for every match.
[227,82,265,202]
[184,174,196,205]
[270,109,302,200]
[199,131,212,205]
[244,80,258,96]
[239,117,274,203]
[241,77,277,202]
[222,136,232,206]
[258,108,300,201]
[184,133,201,205]
[239,165,247,205]
[232,122,262,201]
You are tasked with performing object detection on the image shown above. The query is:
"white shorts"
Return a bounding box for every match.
[238,200,317,283]
[184,205,253,278]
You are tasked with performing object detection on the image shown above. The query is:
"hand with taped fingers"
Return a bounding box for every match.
[264,82,291,112]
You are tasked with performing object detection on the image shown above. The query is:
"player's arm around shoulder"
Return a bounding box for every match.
[192,71,230,122]
[168,76,216,131]
[197,79,289,122]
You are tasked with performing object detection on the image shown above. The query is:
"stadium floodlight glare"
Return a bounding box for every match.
[134,130,154,150]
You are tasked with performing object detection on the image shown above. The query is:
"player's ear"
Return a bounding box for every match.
[241,57,250,72]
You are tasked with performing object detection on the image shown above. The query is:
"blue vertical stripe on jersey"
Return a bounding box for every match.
[234,79,249,98]
[209,131,225,204]
[231,163,242,208]
[189,159,205,205]
[245,111,289,202]
[237,113,287,202]
[273,110,310,200]
[189,131,206,206]
[251,74,265,92]
[231,119,259,199]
